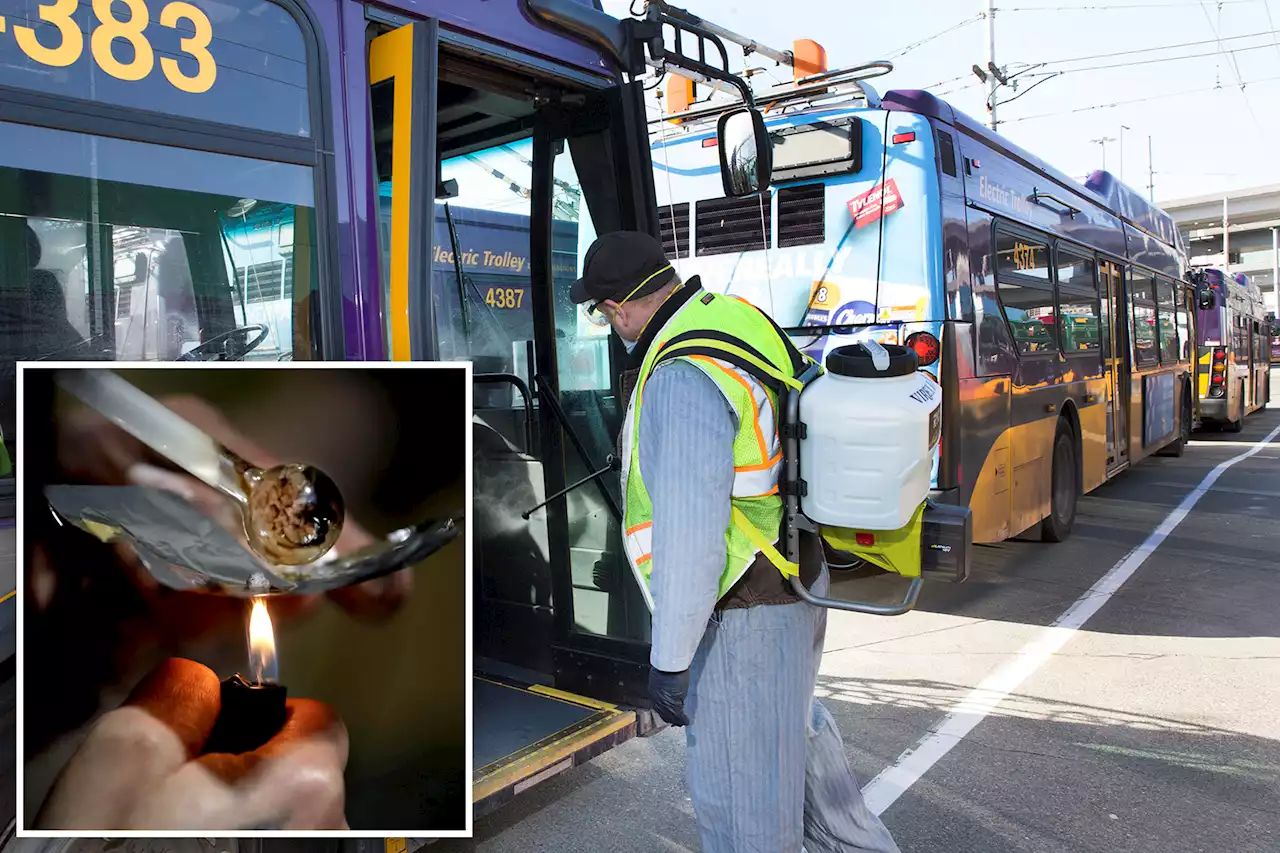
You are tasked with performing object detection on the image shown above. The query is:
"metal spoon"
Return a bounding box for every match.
[54,368,344,567]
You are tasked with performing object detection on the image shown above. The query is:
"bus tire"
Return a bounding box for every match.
[1040,419,1078,543]
[1225,382,1245,432]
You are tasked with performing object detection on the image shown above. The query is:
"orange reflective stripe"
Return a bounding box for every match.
[637,554,652,565]
[735,450,783,473]
[626,521,652,536]
[689,355,770,462]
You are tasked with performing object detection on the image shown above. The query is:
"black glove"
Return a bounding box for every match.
[648,666,691,727]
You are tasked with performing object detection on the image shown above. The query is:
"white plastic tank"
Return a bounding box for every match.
[798,341,941,531]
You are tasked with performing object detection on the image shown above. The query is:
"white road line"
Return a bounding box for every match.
[860,423,1280,817]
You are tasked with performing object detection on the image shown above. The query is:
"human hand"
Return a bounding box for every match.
[35,658,349,830]
[647,666,691,727]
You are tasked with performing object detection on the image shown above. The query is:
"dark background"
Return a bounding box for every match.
[20,365,468,831]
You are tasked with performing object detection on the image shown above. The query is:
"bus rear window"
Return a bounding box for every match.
[0,0,310,136]
[768,118,861,180]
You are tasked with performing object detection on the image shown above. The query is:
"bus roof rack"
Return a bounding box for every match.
[649,61,893,126]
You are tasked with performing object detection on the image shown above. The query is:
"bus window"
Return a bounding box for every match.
[994,227,1056,357]
[1155,276,1178,363]
[1175,282,1191,361]
[1054,247,1101,372]
[0,123,317,443]
[1129,269,1159,368]
[550,137,649,645]
[431,138,537,372]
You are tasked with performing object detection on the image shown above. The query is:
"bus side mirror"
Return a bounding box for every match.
[1197,287,1217,310]
[718,108,772,198]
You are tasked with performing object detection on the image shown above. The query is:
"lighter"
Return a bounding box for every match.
[203,598,288,755]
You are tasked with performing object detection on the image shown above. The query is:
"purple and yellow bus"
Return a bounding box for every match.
[1192,268,1270,431]
[0,0,764,822]
[649,85,1194,547]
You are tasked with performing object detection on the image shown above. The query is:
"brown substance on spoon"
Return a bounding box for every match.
[242,463,345,566]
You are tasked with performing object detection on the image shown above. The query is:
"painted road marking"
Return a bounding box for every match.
[860,423,1280,816]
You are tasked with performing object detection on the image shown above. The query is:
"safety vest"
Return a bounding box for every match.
[619,287,813,609]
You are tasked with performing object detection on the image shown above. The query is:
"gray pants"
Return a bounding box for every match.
[684,568,901,853]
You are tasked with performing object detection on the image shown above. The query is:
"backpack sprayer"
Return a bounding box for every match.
[650,310,972,616]
[780,339,972,615]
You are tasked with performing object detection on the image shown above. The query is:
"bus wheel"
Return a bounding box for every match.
[1041,419,1078,542]
[1225,382,1245,432]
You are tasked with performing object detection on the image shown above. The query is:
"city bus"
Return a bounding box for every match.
[1192,268,1270,431]
[647,82,1194,545]
[4,0,971,835]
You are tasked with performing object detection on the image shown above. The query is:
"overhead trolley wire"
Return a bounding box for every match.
[1195,0,1267,138]
[886,14,986,59]
[1016,28,1280,67]
[1002,0,1259,10]
[999,73,1280,123]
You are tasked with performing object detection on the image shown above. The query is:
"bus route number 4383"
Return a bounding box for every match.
[5,0,217,94]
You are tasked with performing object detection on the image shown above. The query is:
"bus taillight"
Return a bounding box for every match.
[1210,347,1227,397]
[906,331,941,367]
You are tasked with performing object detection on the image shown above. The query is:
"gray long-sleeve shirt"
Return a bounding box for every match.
[637,359,739,672]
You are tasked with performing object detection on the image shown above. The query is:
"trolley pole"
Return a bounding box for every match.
[1223,197,1230,275]
[1120,124,1129,181]
[1152,136,1162,202]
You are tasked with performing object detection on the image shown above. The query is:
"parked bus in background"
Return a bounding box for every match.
[1192,268,1270,431]
[649,76,1193,545]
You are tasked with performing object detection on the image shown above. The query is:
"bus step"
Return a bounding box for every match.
[472,674,636,817]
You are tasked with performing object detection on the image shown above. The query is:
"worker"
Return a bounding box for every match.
[570,230,901,853]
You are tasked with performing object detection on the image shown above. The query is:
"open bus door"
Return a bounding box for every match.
[1101,259,1131,473]
[464,79,660,815]
[366,7,662,816]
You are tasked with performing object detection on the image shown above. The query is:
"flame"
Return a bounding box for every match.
[248,597,278,684]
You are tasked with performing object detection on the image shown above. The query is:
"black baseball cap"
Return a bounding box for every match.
[570,230,677,306]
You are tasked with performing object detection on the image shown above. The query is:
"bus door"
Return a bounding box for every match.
[1100,259,1130,471]
[529,84,657,704]
[1252,319,1267,410]
[468,81,660,816]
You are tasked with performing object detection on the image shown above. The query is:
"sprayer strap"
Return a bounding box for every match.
[732,297,812,377]
[731,506,800,579]
[657,339,804,393]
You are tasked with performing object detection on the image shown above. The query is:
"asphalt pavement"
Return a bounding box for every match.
[437,374,1280,853]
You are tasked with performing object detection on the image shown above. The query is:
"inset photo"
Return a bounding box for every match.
[15,363,470,836]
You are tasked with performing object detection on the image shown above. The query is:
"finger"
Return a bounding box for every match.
[122,658,222,759]
[122,735,348,830]
[325,570,412,620]
[34,659,220,830]
[197,698,347,784]
[160,395,284,471]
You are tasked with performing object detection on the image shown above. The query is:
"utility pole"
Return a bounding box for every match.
[1271,226,1278,317]
[1090,136,1115,171]
[986,0,998,130]
[1223,197,1230,274]
[1152,136,1162,202]
[1119,125,1130,181]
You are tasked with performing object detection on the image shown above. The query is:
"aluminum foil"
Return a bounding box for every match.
[44,484,462,597]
